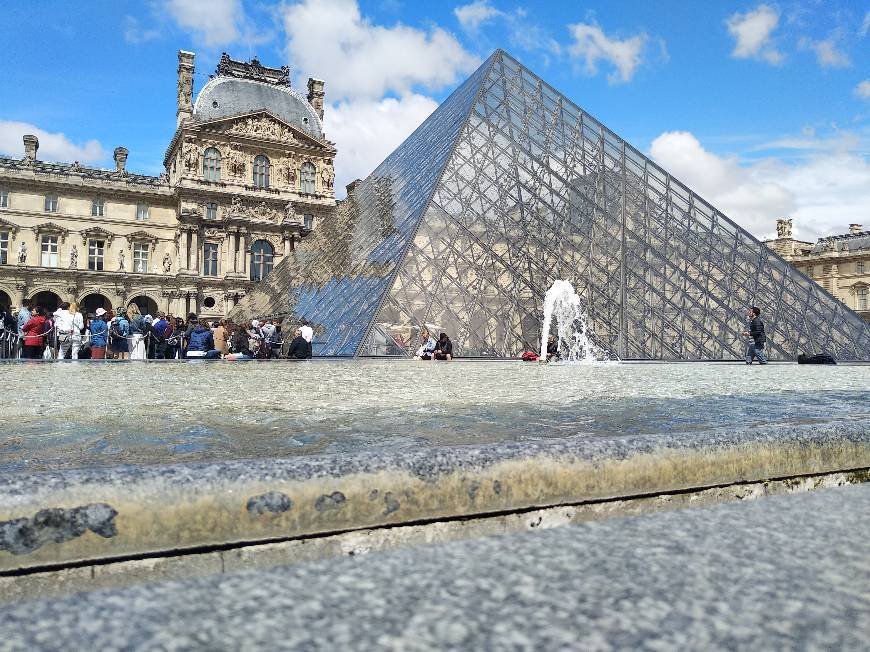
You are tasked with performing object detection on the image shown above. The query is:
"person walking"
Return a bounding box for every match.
[89,308,109,360]
[127,304,148,360]
[21,307,48,359]
[742,306,768,365]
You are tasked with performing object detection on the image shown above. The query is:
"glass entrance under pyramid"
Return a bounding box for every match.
[231,50,870,361]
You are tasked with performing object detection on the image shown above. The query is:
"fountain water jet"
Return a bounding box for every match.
[540,280,617,363]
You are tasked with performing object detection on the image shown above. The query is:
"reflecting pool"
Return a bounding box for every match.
[2,360,868,473]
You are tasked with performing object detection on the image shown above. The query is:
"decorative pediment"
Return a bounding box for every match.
[0,217,20,237]
[35,222,69,243]
[126,230,160,251]
[201,111,328,149]
[80,226,115,247]
[227,195,281,223]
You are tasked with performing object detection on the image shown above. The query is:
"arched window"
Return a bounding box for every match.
[300,162,316,194]
[253,155,270,189]
[202,147,221,181]
[250,239,273,281]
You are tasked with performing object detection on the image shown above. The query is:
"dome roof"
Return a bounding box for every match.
[193,77,324,141]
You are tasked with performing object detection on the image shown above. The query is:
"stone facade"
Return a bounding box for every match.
[0,51,336,319]
[765,219,870,321]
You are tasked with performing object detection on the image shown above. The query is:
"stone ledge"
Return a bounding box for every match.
[1,422,868,573]
[1,485,868,650]
[0,469,863,603]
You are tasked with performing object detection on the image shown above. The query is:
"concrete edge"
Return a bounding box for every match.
[1,422,868,573]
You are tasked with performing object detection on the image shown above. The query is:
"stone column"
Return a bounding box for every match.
[178,230,190,272]
[189,230,199,272]
[282,234,292,262]
[227,229,236,274]
[240,232,249,276]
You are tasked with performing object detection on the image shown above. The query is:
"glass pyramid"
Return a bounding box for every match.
[232,50,870,360]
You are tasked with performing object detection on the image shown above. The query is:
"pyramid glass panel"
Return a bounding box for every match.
[232,50,870,360]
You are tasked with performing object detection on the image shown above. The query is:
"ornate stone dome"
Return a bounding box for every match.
[193,76,324,141]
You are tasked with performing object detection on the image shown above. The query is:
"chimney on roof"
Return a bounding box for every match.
[177,50,195,127]
[23,134,39,161]
[113,147,128,173]
[307,78,325,121]
[849,223,863,234]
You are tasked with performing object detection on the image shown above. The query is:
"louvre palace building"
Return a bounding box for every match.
[0,51,336,318]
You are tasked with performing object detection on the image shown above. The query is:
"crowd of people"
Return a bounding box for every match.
[1,300,316,361]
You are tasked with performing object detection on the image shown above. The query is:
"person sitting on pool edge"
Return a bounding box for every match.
[414,328,437,360]
[431,332,453,361]
[286,327,311,360]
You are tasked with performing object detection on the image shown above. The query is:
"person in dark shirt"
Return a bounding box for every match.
[286,327,309,359]
[545,335,560,362]
[432,332,453,361]
[741,306,768,365]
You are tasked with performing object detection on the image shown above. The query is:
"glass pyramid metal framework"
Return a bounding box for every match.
[233,50,870,360]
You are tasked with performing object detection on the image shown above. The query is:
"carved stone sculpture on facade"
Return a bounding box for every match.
[776,218,793,239]
[321,163,335,190]
[69,245,78,269]
[17,242,26,265]
[118,249,126,272]
[183,143,199,172]
[228,146,246,178]
[177,75,193,108]
[163,252,172,273]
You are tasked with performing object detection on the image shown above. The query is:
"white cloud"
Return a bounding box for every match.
[163,0,244,47]
[855,80,870,99]
[567,22,647,83]
[726,4,784,64]
[861,10,870,36]
[650,131,870,241]
[802,37,850,68]
[455,0,502,33]
[325,94,438,197]
[282,0,478,101]
[123,16,161,44]
[0,121,106,164]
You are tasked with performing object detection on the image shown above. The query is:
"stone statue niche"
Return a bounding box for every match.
[17,241,27,265]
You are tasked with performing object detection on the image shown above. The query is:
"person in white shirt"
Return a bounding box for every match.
[54,301,85,359]
[300,319,313,343]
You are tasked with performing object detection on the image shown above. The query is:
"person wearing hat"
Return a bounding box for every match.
[90,308,109,360]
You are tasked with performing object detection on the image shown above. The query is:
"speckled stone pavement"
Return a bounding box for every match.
[1,484,867,651]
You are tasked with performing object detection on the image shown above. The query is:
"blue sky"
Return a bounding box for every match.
[1,0,868,240]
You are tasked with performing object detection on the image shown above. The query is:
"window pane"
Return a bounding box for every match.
[253,155,270,188]
[136,204,149,221]
[92,198,104,216]
[206,202,218,220]
[250,239,273,281]
[300,162,316,194]
[203,243,219,276]
[0,232,7,265]
[303,214,314,230]
[133,243,149,273]
[41,236,58,267]
[44,194,58,212]
[0,190,8,208]
[203,148,221,182]
[88,239,104,271]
